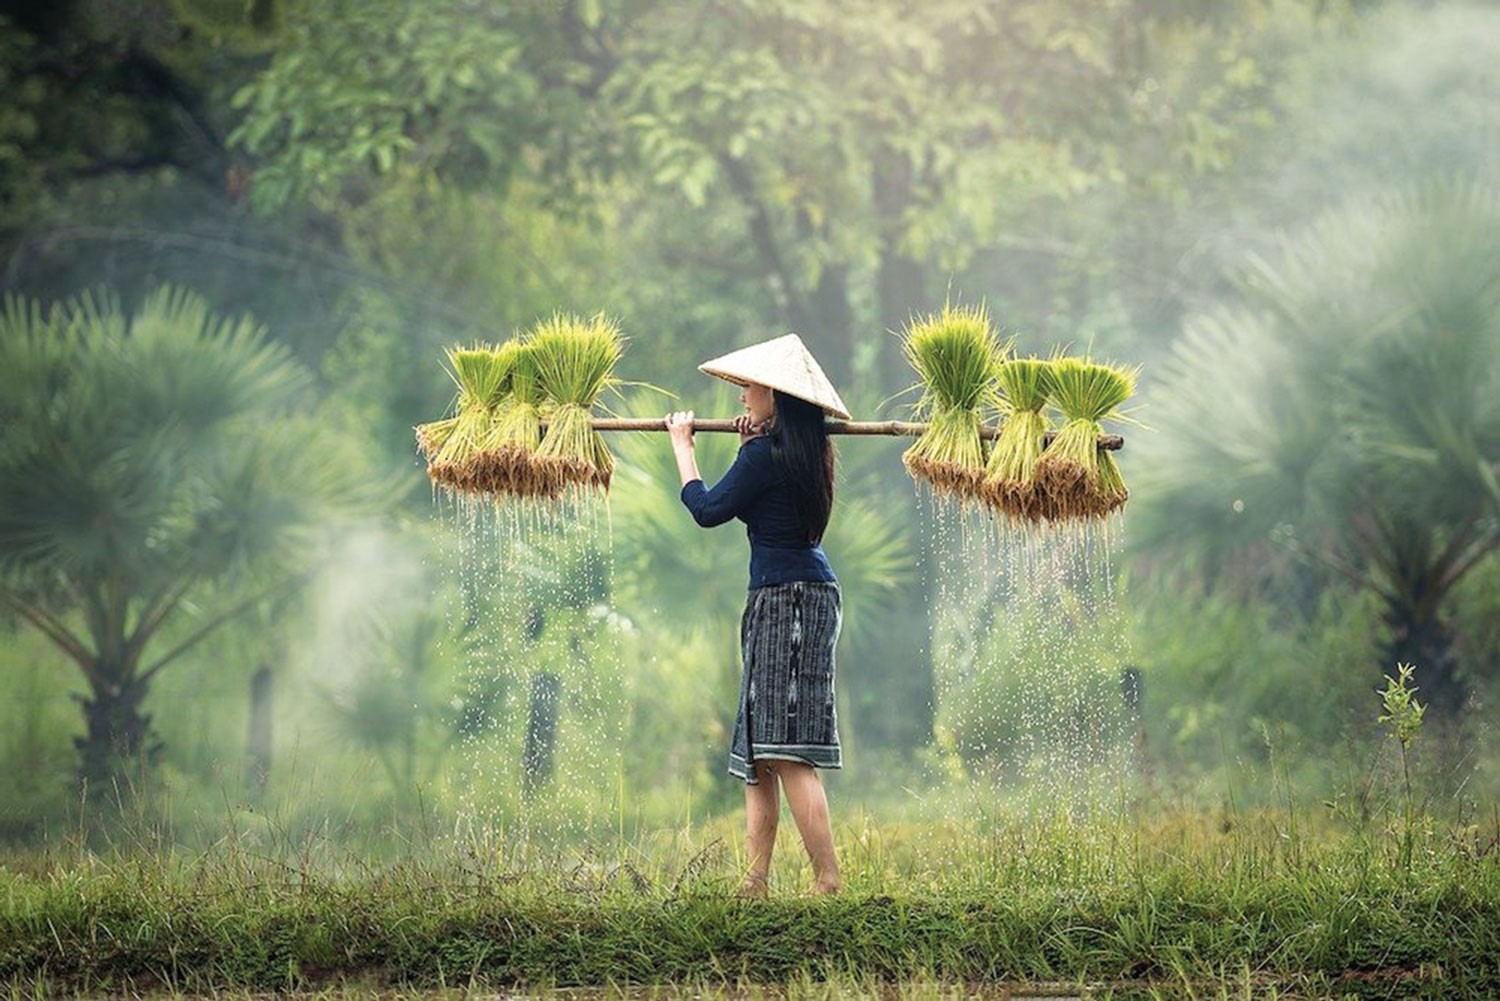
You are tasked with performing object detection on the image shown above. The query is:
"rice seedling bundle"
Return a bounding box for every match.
[415,416,457,464]
[1033,357,1137,519]
[418,344,516,494]
[901,303,1006,501]
[530,312,625,496]
[474,339,554,497]
[980,357,1056,522]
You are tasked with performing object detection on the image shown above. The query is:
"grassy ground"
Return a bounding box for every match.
[3,808,1498,1000]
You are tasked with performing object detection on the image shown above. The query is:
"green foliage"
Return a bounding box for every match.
[0,285,376,786]
[1124,579,1383,781]
[1378,663,1426,754]
[228,0,575,211]
[1133,180,1500,713]
[226,0,1293,391]
[3,816,1498,993]
[0,19,48,229]
[0,3,267,229]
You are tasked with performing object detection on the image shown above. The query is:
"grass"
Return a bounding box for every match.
[3,810,1496,998]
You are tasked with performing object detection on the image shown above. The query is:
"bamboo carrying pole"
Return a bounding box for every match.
[569,418,1123,449]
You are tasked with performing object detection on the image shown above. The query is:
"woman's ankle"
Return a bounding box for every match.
[737,872,770,898]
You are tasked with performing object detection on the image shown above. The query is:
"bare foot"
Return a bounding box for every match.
[812,877,841,896]
[736,875,769,899]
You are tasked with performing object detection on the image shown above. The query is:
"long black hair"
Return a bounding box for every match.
[768,390,835,544]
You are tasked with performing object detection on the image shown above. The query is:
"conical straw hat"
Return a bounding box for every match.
[698,334,852,420]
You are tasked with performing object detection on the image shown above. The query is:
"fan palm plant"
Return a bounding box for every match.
[1133,181,1500,721]
[0,287,374,792]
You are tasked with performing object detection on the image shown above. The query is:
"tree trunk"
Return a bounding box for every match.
[1383,596,1467,722]
[245,663,274,794]
[874,149,930,396]
[522,671,562,799]
[807,262,856,387]
[867,148,938,753]
[74,669,162,795]
[1121,666,1152,785]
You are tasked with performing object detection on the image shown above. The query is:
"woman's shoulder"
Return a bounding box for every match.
[735,434,779,478]
[738,434,775,457]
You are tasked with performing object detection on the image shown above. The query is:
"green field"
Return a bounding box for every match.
[5,809,1497,1000]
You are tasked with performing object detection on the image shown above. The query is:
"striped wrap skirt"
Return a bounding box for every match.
[729,580,843,784]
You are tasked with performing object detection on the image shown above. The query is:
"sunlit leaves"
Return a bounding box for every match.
[230,0,547,211]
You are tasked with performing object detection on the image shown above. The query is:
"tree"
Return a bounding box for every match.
[0,2,255,231]
[229,0,1296,750]
[0,286,373,791]
[1133,181,1500,720]
[0,1,422,372]
[230,0,1294,389]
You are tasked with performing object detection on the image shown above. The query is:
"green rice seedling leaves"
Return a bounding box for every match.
[420,342,519,496]
[980,357,1056,523]
[414,415,458,463]
[531,312,626,496]
[900,302,1006,502]
[481,339,559,498]
[1034,356,1137,520]
[450,342,513,408]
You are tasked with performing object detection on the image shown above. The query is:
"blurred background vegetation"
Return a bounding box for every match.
[0,0,1496,848]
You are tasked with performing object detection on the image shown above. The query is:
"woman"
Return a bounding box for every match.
[664,333,852,898]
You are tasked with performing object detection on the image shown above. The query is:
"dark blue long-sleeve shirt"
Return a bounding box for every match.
[680,435,837,590]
